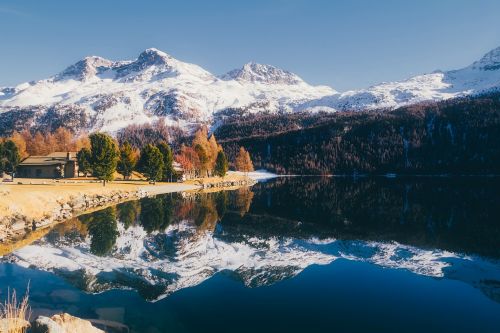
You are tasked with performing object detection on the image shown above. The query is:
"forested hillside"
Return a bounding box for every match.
[216,93,500,174]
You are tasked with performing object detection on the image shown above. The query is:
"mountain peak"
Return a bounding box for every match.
[472,46,500,71]
[137,48,172,66]
[110,48,181,80]
[222,62,303,85]
[57,56,114,81]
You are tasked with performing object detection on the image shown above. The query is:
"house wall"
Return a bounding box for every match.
[18,165,64,179]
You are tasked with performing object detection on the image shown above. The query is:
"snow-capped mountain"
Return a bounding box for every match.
[1,46,500,134]
[220,62,305,85]
[297,46,500,112]
[0,48,333,133]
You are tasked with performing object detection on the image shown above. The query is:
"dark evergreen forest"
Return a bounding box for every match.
[216,92,500,174]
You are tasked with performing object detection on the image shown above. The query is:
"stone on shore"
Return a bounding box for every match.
[32,313,104,333]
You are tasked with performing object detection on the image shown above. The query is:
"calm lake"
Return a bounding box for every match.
[1,176,500,333]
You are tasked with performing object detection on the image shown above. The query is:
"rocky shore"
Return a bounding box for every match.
[196,177,257,189]
[0,173,260,247]
[0,188,148,243]
[0,180,200,246]
[1,312,109,333]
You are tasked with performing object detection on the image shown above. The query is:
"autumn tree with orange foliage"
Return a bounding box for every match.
[52,127,74,151]
[8,131,28,159]
[192,127,211,177]
[73,135,91,151]
[176,145,200,179]
[191,127,223,177]
[2,127,91,158]
[208,134,222,168]
[235,147,254,174]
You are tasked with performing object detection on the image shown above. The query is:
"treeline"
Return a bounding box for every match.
[174,127,253,178]
[216,92,500,174]
[6,127,90,159]
[0,126,90,180]
[77,132,181,185]
[0,122,255,182]
[75,127,253,185]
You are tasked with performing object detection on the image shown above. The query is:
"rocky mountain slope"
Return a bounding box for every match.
[1,46,499,134]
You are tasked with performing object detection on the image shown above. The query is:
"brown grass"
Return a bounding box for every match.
[0,287,31,333]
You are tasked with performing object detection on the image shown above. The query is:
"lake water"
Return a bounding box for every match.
[1,177,500,333]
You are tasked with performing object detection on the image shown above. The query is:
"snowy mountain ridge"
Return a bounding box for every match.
[1,46,500,134]
[220,62,305,85]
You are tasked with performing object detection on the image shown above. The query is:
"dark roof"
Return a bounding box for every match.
[19,152,77,167]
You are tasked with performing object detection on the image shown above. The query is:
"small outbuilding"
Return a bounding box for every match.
[17,152,78,179]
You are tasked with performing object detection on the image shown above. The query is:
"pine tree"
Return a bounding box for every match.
[0,140,20,180]
[137,144,164,184]
[157,141,174,181]
[214,150,228,177]
[89,133,118,186]
[117,141,137,180]
[77,147,92,177]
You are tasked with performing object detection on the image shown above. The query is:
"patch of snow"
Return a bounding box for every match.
[229,169,279,180]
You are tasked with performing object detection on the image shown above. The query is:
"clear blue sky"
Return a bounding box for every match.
[1,0,500,91]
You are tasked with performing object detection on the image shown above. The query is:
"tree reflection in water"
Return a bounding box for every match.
[4,178,500,333]
[233,188,254,217]
[8,178,500,304]
[45,177,500,259]
[139,197,167,234]
[118,200,140,229]
[56,189,256,257]
[87,207,119,256]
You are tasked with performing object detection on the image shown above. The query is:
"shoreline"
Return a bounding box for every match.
[0,174,256,248]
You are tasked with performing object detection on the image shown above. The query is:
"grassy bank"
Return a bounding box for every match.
[0,179,196,221]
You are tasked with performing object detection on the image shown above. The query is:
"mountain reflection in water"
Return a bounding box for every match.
[4,177,500,303]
